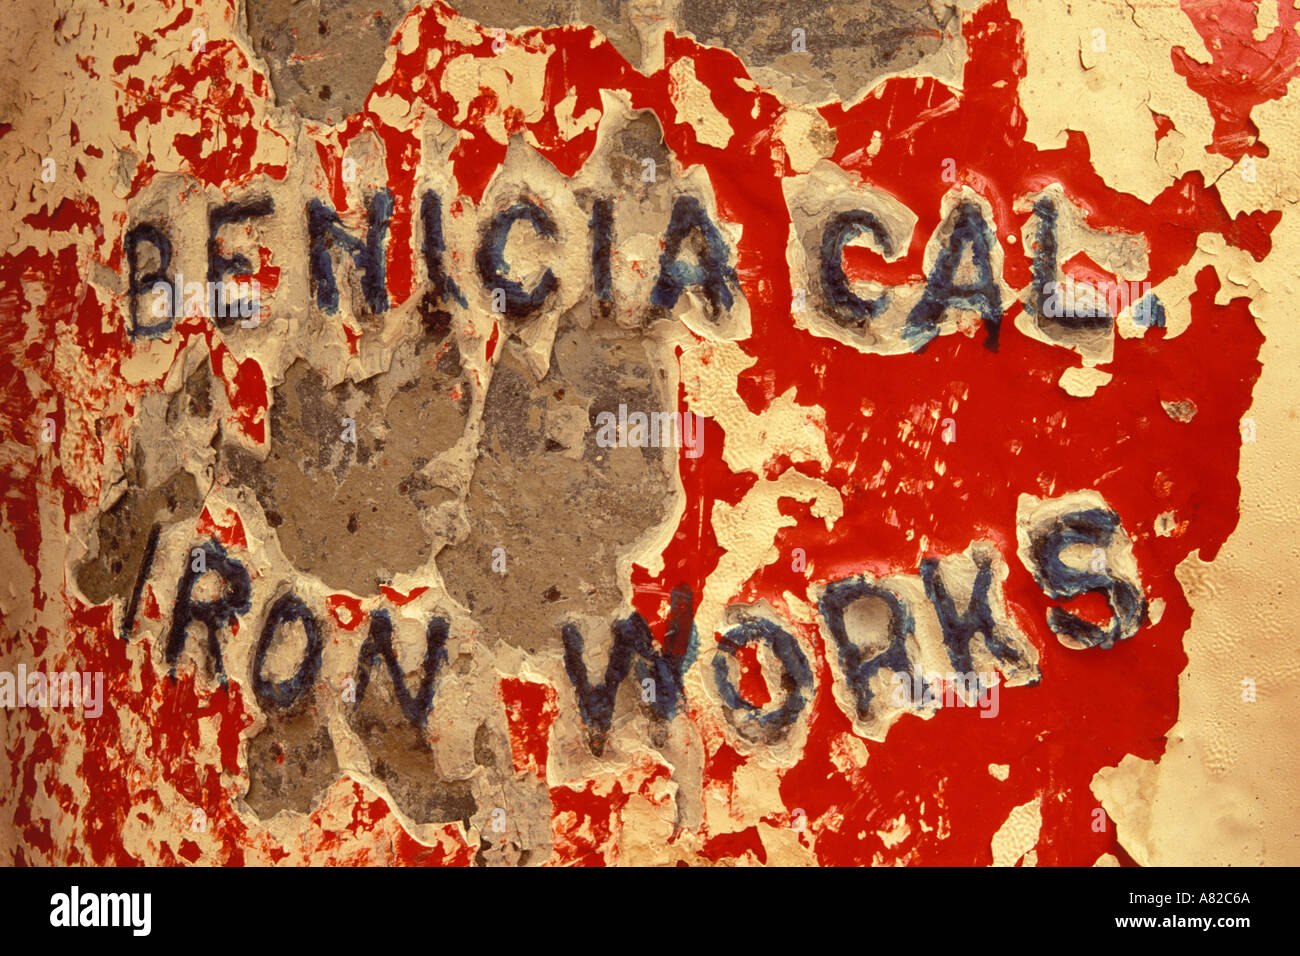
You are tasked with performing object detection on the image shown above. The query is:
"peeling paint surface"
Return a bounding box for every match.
[2,0,1298,867]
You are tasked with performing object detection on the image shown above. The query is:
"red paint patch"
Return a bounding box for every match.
[379,585,430,606]
[196,506,249,550]
[343,324,362,355]
[500,677,559,779]
[326,594,366,631]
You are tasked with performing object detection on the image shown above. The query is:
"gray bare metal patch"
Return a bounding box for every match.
[245,709,340,817]
[219,333,471,595]
[74,359,213,609]
[75,464,201,607]
[436,318,679,654]
[244,0,415,122]
[677,0,961,103]
[347,677,478,825]
[452,0,644,66]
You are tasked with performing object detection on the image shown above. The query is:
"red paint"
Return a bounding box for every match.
[379,585,429,605]
[730,641,772,708]
[1173,0,1300,160]
[549,778,631,866]
[196,505,249,550]
[343,323,362,355]
[326,594,366,631]
[500,677,558,779]
[700,826,766,864]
